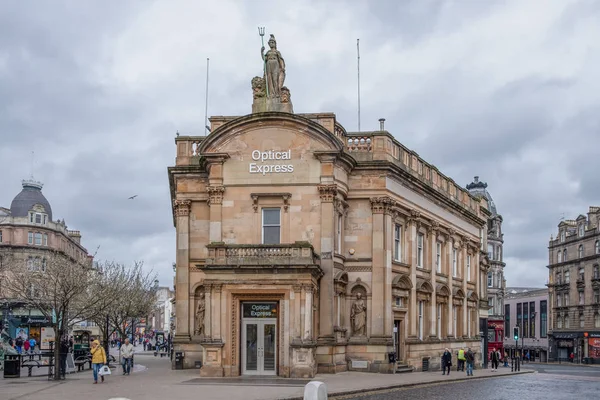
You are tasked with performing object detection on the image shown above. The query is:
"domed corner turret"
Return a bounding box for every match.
[9,178,53,222]
[466,176,498,216]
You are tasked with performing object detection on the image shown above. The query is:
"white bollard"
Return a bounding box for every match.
[304,381,328,400]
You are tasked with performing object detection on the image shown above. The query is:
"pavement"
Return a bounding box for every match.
[1,355,535,400]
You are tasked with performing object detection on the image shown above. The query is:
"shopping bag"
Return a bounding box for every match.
[98,365,111,376]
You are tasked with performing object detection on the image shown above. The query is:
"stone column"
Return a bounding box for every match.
[429,222,439,337]
[384,206,394,336]
[408,210,420,338]
[318,184,337,342]
[460,238,468,337]
[370,197,392,337]
[213,284,222,340]
[447,231,455,337]
[204,284,212,339]
[208,186,225,242]
[293,285,302,339]
[174,199,192,339]
[304,285,313,340]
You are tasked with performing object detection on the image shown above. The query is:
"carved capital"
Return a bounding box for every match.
[427,220,440,237]
[173,199,192,217]
[207,186,225,206]
[293,284,303,292]
[407,209,421,226]
[318,184,337,202]
[370,196,394,214]
[448,228,456,237]
[303,284,314,293]
[214,284,223,293]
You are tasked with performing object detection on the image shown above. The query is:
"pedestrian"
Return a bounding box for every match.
[60,336,70,378]
[441,348,452,375]
[457,348,466,371]
[90,340,107,384]
[569,352,574,363]
[23,339,30,353]
[15,336,23,354]
[490,349,499,371]
[504,351,509,367]
[120,338,134,375]
[465,347,475,376]
[29,337,37,353]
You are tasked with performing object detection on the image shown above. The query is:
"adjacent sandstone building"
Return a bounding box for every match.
[547,207,600,362]
[168,34,491,377]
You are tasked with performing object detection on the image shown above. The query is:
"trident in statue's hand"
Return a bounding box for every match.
[258,26,268,97]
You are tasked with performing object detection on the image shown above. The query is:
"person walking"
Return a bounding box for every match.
[29,337,37,353]
[490,349,499,371]
[441,348,452,375]
[121,338,134,375]
[465,347,475,376]
[90,340,107,384]
[457,348,466,371]
[15,336,23,354]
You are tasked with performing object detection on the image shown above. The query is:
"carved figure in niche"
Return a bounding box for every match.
[280,86,291,103]
[351,293,367,336]
[195,293,205,336]
[261,34,286,98]
[251,76,266,99]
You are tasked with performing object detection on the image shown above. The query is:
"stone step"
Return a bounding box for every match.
[395,364,414,373]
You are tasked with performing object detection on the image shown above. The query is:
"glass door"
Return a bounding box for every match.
[242,320,277,375]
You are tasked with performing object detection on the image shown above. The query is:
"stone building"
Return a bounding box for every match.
[168,34,491,377]
[0,178,92,342]
[503,287,549,362]
[547,207,600,362]
[467,177,505,361]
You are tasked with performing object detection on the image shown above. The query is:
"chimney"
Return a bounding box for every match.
[379,118,385,131]
[474,176,479,183]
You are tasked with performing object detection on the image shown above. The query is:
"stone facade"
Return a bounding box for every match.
[168,110,492,376]
[547,207,600,362]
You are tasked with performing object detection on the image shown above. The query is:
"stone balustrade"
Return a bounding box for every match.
[205,242,319,267]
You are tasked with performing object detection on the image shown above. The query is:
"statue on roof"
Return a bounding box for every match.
[253,29,293,113]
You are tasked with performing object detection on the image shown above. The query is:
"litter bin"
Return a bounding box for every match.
[174,351,184,370]
[388,352,397,363]
[4,354,21,378]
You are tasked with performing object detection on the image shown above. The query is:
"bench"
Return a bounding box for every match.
[74,356,91,372]
[21,359,44,377]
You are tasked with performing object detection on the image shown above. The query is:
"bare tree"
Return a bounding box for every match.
[88,261,157,350]
[1,250,124,380]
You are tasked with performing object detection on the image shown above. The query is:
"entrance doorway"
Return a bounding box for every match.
[241,302,278,376]
[394,320,402,361]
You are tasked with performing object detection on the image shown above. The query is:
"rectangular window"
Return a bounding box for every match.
[557,295,562,307]
[530,302,535,338]
[34,233,42,246]
[453,305,458,337]
[0,230,2,243]
[27,257,34,271]
[417,233,424,268]
[436,242,442,273]
[594,289,600,304]
[35,213,42,224]
[467,255,471,280]
[43,215,47,225]
[336,215,342,253]
[565,270,570,283]
[437,303,442,338]
[540,301,547,337]
[580,312,585,328]
[579,291,585,305]
[418,301,424,340]
[517,303,522,333]
[565,294,569,307]
[487,272,493,287]
[488,244,493,260]
[28,232,34,244]
[452,248,457,277]
[261,208,281,244]
[42,234,48,246]
[395,297,403,307]
[467,308,471,337]
[505,304,510,338]
[394,224,402,262]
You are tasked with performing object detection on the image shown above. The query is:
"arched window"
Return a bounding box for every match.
[563,249,567,262]
[558,251,562,263]
[594,265,599,280]
[578,245,584,259]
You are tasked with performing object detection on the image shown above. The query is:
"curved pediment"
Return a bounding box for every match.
[416,279,433,293]
[392,274,412,290]
[199,113,344,155]
[436,284,451,297]
[453,287,466,298]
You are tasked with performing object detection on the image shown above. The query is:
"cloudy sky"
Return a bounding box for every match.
[1,0,598,288]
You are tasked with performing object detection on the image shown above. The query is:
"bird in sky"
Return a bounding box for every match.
[128,195,138,200]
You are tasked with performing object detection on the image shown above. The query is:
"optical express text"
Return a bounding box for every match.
[249,150,294,175]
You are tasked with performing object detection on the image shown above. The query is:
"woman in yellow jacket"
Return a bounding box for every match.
[90,340,107,384]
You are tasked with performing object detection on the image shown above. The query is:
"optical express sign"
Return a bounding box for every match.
[249,150,294,175]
